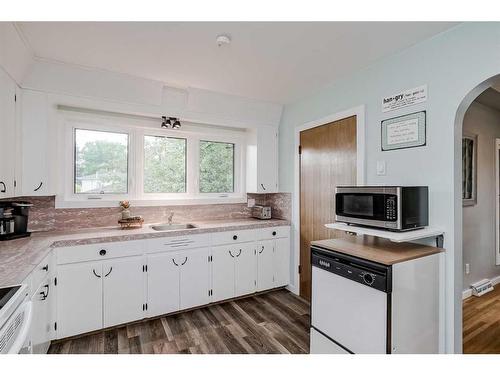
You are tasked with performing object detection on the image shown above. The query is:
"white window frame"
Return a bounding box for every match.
[57,110,247,208]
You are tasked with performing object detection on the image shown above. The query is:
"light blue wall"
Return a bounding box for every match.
[279,22,500,353]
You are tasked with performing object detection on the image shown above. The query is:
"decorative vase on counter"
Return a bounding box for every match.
[119,200,131,219]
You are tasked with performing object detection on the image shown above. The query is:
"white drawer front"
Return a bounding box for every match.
[56,240,145,265]
[31,253,53,289]
[211,229,257,246]
[146,234,210,253]
[256,226,290,240]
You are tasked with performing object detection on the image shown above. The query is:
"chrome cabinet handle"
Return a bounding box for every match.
[0,182,5,193]
[172,259,179,266]
[104,267,113,277]
[42,264,49,272]
[236,249,242,257]
[34,182,43,192]
[229,250,234,258]
[92,269,101,278]
[261,183,266,191]
[181,257,188,266]
[259,246,264,254]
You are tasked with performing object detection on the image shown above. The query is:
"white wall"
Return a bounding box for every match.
[0,22,33,84]
[278,22,500,353]
[462,101,500,289]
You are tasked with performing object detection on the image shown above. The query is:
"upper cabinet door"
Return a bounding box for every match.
[235,243,257,296]
[211,245,236,302]
[147,252,180,317]
[0,69,17,198]
[246,126,278,193]
[256,240,275,291]
[274,237,290,287]
[179,247,210,310]
[56,261,103,339]
[103,256,145,328]
[20,90,50,196]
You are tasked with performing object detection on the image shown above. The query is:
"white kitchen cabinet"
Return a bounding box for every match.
[19,90,50,196]
[211,245,236,301]
[212,242,257,302]
[235,243,257,296]
[246,126,278,193]
[0,68,17,198]
[257,240,275,291]
[179,248,210,310]
[147,252,180,317]
[31,279,52,354]
[103,256,145,328]
[56,261,102,339]
[274,237,291,287]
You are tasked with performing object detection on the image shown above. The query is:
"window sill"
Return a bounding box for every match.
[55,196,248,209]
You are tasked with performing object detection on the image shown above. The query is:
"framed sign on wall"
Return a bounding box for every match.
[381,111,426,151]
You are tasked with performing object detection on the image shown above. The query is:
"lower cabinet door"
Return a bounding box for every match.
[274,237,290,287]
[103,256,145,328]
[211,245,235,302]
[179,248,210,310]
[147,252,180,317]
[56,261,103,339]
[31,280,52,353]
[257,240,275,291]
[235,243,257,296]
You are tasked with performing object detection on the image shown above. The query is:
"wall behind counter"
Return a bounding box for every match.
[1,193,291,232]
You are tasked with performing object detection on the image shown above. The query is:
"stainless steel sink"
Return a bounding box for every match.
[150,223,197,231]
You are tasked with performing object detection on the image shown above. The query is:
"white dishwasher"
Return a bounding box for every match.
[311,247,390,354]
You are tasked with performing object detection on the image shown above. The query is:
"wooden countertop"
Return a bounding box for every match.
[311,235,443,265]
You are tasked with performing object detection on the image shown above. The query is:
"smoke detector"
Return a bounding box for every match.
[216,34,231,47]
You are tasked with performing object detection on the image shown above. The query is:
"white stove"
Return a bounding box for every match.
[0,284,32,354]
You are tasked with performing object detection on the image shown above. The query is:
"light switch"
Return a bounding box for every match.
[376,160,386,176]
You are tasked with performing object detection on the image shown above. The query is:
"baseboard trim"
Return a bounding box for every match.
[462,275,500,300]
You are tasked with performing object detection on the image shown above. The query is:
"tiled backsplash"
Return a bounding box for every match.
[2,193,291,232]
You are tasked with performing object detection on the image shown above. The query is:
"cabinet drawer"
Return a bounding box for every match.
[32,253,53,289]
[256,226,290,240]
[56,240,144,265]
[146,234,210,254]
[211,229,257,246]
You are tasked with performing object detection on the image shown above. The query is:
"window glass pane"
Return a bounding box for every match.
[144,135,186,193]
[74,129,128,194]
[199,141,235,193]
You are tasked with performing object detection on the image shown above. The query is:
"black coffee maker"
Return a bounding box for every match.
[0,201,33,241]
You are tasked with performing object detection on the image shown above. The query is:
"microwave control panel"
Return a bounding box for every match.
[385,196,397,221]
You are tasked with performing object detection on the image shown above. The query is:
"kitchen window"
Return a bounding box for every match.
[74,129,129,194]
[199,140,235,193]
[60,111,246,207]
[143,135,187,194]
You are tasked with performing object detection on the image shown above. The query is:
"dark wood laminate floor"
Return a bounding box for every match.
[463,286,500,354]
[48,289,311,354]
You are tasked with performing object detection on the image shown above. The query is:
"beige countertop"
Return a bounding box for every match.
[0,218,289,287]
[311,235,442,266]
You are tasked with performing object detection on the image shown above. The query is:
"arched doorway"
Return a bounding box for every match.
[454,75,500,353]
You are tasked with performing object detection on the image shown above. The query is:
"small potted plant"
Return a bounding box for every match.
[119,200,131,220]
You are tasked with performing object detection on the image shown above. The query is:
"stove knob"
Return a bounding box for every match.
[363,273,374,285]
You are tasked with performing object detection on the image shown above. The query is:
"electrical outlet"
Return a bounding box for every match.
[465,263,470,275]
[247,198,256,207]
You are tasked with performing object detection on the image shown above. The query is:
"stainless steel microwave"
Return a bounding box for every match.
[335,186,428,231]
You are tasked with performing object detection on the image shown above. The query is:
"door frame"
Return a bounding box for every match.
[289,105,366,295]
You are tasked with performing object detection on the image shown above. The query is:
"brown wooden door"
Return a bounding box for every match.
[299,116,357,301]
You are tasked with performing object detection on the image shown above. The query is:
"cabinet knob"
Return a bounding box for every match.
[42,264,49,272]
[272,231,277,236]
[99,249,107,256]
[233,235,238,240]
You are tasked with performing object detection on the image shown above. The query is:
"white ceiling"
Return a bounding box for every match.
[17,22,458,104]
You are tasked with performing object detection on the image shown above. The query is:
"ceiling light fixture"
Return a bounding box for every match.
[161,116,181,130]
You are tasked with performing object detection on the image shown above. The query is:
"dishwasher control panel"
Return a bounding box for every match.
[311,247,391,293]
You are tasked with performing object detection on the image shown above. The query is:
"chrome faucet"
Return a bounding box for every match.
[167,212,174,225]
